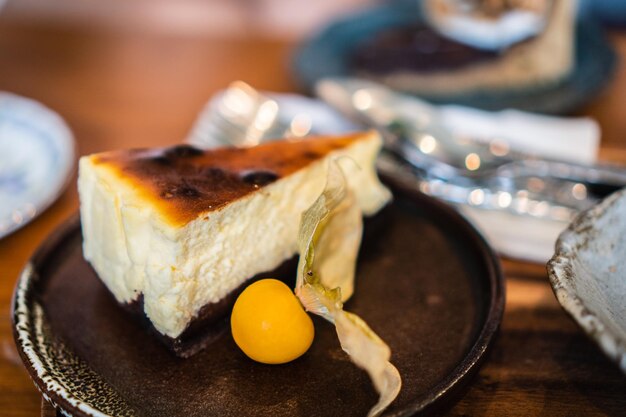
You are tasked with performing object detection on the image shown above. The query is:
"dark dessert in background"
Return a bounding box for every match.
[352,24,499,74]
[352,0,575,95]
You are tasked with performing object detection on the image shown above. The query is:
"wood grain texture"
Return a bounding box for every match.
[0,11,624,417]
[40,399,59,417]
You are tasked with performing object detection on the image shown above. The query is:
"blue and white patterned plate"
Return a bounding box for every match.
[0,92,75,239]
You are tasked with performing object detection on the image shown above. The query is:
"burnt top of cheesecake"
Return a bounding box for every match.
[90,133,366,226]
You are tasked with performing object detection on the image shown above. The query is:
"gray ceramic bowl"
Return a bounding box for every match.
[548,190,626,373]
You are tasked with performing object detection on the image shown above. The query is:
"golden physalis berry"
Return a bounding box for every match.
[231,278,314,364]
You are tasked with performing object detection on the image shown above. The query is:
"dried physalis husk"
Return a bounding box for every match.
[295,159,401,417]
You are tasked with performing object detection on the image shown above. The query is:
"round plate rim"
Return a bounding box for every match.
[0,91,76,239]
[12,181,505,417]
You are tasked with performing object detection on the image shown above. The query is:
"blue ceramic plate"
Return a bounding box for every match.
[0,93,75,239]
[293,2,617,114]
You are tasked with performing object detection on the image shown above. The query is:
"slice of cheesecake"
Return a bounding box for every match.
[78,132,391,356]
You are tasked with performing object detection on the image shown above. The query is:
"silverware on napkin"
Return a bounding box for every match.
[315,77,626,220]
[186,80,620,262]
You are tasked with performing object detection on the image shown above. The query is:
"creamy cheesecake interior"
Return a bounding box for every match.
[78,132,391,341]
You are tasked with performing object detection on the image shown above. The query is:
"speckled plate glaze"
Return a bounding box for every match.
[548,189,626,374]
[293,1,616,114]
[0,92,75,239]
[13,178,504,417]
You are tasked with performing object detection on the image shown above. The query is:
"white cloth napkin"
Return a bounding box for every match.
[439,106,599,164]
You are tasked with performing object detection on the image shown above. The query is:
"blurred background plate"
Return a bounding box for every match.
[293,1,617,114]
[0,92,75,239]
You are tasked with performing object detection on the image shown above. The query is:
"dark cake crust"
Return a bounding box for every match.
[119,257,299,358]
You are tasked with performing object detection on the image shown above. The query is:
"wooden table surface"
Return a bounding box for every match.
[0,12,625,417]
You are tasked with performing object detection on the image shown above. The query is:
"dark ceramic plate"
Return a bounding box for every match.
[13,178,504,417]
[293,1,616,114]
